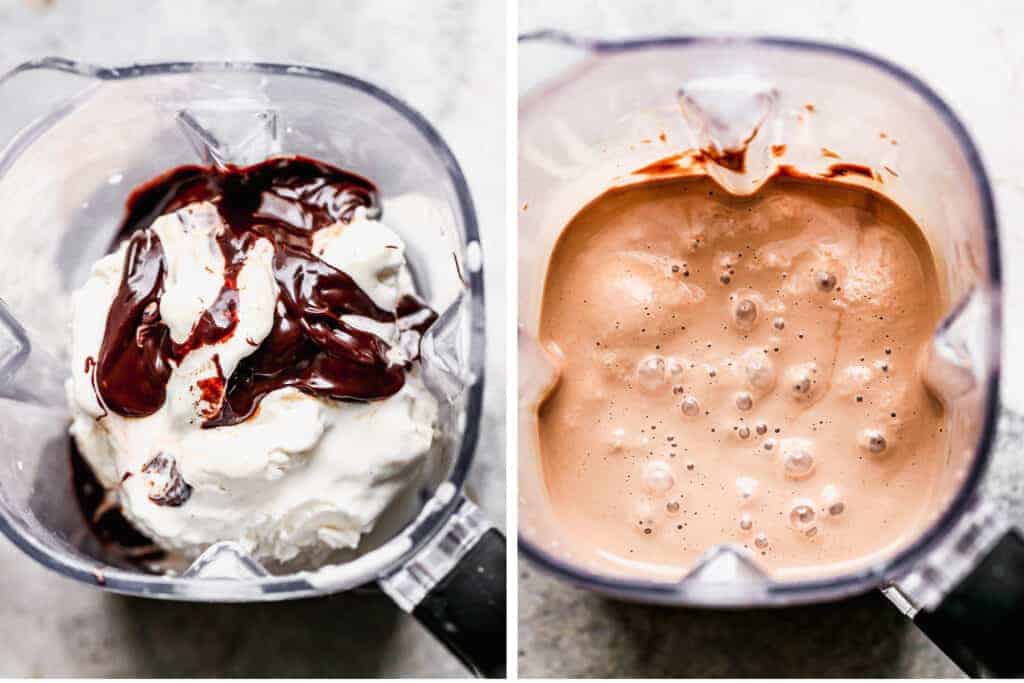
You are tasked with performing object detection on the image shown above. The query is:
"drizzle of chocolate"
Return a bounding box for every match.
[93,156,436,427]
[631,124,774,177]
[823,163,876,180]
[704,146,747,173]
[632,153,685,176]
[196,354,225,417]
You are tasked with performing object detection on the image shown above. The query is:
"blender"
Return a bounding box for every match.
[519,33,1016,677]
[0,58,504,678]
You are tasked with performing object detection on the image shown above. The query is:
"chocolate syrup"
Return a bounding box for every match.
[93,156,436,427]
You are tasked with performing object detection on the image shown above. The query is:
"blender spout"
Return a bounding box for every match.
[921,288,989,405]
[518,325,562,410]
[182,541,270,580]
[175,105,281,169]
[0,300,65,407]
[420,294,473,404]
[677,76,778,195]
[682,543,770,584]
[674,544,771,604]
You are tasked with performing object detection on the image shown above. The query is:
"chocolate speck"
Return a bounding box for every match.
[141,452,192,507]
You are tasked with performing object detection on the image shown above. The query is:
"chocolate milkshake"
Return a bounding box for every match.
[537,173,948,578]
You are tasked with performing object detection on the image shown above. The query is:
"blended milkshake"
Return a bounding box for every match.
[537,173,948,578]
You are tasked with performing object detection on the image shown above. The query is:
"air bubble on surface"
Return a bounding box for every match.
[822,483,844,517]
[736,476,759,501]
[681,394,701,417]
[815,270,837,291]
[859,428,888,455]
[784,362,821,403]
[780,438,816,479]
[732,298,759,331]
[637,355,667,390]
[735,391,753,411]
[643,460,675,493]
[666,356,686,382]
[789,500,817,532]
[742,348,776,394]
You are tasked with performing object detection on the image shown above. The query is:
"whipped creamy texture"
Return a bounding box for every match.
[537,174,948,578]
[67,158,439,564]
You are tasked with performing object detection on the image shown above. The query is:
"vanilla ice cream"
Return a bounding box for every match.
[67,157,440,564]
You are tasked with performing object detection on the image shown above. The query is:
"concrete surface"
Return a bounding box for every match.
[518,0,1024,677]
[0,0,504,677]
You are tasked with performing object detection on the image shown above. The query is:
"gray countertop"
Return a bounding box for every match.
[518,0,1024,677]
[0,0,504,677]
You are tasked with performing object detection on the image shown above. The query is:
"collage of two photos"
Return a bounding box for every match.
[1,0,1023,679]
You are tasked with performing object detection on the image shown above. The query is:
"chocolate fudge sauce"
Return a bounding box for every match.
[94,156,436,427]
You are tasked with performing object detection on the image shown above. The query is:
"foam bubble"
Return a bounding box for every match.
[859,428,888,455]
[735,391,753,411]
[736,476,759,500]
[789,500,817,531]
[781,438,816,479]
[643,460,675,493]
[733,298,758,331]
[637,355,666,390]
[681,395,701,417]
[742,348,776,393]
[816,270,837,291]
[784,362,820,403]
[634,499,656,535]
[665,356,686,382]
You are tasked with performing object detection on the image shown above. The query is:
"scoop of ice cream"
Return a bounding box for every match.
[67,198,438,563]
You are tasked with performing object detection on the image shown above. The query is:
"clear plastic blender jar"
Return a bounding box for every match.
[0,59,504,678]
[519,33,1016,677]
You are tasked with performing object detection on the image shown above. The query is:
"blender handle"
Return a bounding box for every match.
[910,528,1024,677]
[379,495,506,678]
[884,503,1024,678]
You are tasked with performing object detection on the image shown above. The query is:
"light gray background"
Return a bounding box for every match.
[0,0,504,677]
[519,0,1024,678]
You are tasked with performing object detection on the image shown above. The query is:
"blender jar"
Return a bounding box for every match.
[0,59,503,678]
[519,34,1015,677]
